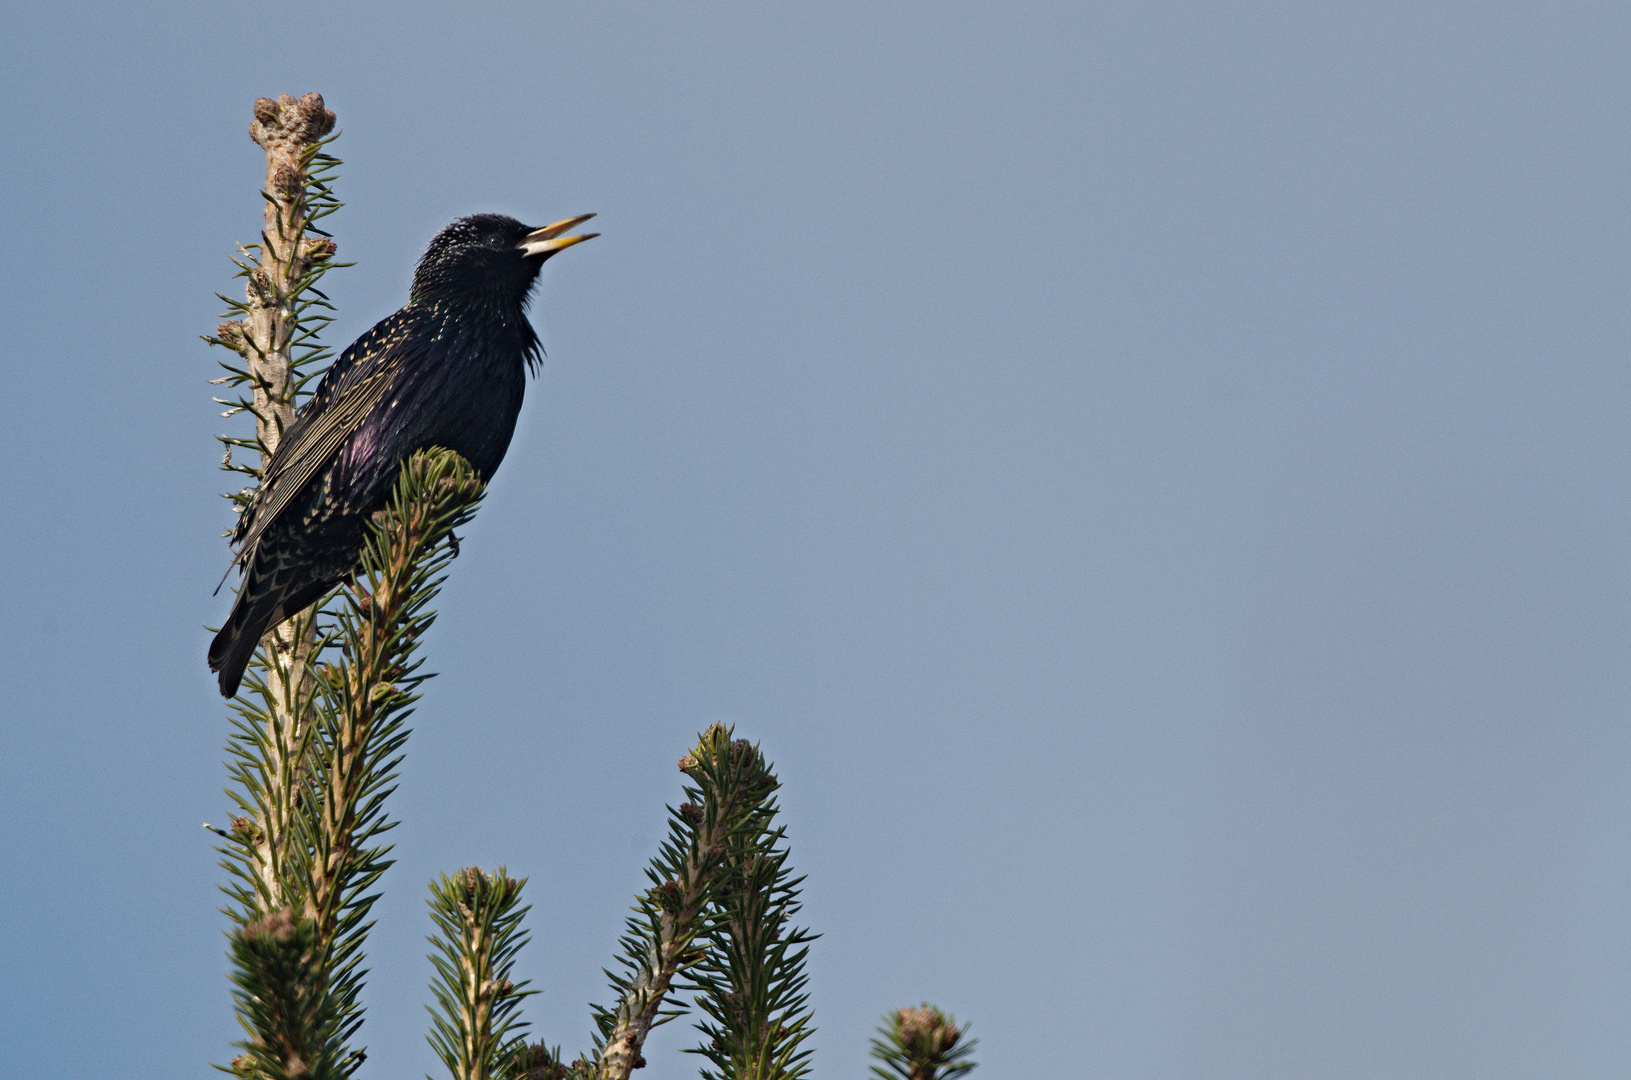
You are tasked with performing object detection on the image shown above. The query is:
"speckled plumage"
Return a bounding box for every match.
[209,213,592,696]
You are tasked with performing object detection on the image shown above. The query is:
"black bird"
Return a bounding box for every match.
[209,212,597,697]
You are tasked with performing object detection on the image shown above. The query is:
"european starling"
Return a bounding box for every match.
[209,212,597,697]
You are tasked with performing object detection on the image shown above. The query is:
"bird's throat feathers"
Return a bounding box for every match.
[411,293,543,375]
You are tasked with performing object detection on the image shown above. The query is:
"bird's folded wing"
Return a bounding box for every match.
[231,310,423,563]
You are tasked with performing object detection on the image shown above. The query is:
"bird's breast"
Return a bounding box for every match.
[394,338,527,478]
[323,330,530,515]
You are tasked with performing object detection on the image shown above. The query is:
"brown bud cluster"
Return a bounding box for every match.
[228,815,264,845]
[215,320,248,354]
[247,267,275,304]
[271,163,302,199]
[301,236,337,262]
[241,907,296,943]
[651,880,684,913]
[249,92,336,149]
[896,1005,963,1057]
[678,801,703,825]
[456,867,519,900]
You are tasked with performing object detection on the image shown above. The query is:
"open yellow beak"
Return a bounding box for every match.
[519,213,599,256]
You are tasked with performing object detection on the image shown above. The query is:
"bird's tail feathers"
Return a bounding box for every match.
[209,573,332,698]
[209,590,281,698]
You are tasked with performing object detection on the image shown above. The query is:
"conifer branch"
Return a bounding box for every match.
[239,93,339,714]
[218,604,325,913]
[683,771,816,1080]
[208,93,347,919]
[588,726,782,1080]
[426,868,536,1080]
[215,450,484,1077]
[867,1006,977,1080]
[227,909,346,1080]
[301,449,485,1056]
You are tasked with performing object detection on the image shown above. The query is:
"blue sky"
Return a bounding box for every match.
[1,4,1628,1077]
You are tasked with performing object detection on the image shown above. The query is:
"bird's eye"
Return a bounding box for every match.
[486,233,503,247]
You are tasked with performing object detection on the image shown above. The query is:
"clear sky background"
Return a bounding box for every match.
[1,4,1627,1078]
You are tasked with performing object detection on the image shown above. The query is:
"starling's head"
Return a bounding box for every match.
[411,212,597,305]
